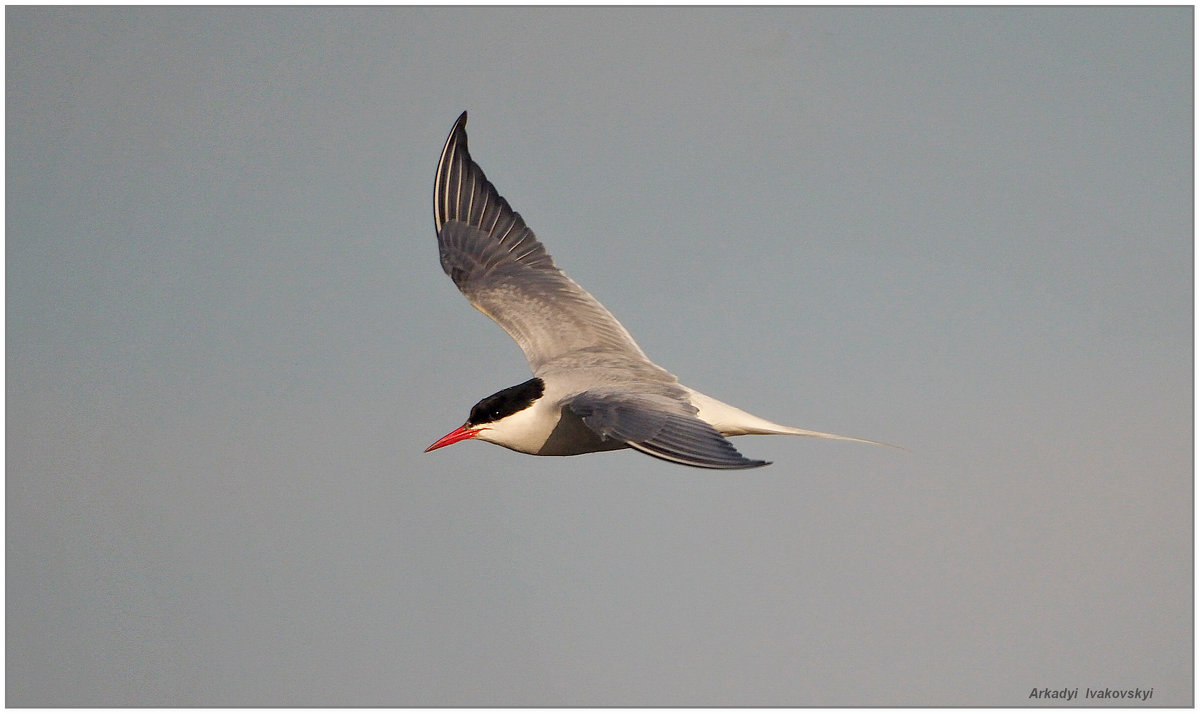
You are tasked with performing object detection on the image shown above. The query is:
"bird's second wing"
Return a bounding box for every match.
[434,112,648,370]
[568,391,770,470]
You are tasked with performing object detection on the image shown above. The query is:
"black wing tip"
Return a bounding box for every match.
[729,458,772,470]
[446,111,469,151]
[435,111,473,233]
[626,441,773,470]
[442,111,470,157]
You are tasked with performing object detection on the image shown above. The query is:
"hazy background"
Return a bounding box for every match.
[7,7,1191,706]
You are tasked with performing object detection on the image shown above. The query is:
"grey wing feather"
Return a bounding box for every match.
[568,391,770,470]
[434,112,648,370]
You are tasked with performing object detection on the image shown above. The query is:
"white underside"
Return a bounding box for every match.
[475,383,889,456]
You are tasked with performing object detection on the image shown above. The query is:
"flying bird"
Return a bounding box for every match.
[426,112,885,469]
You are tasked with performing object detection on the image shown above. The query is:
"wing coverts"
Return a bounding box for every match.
[434,112,648,369]
[569,392,770,469]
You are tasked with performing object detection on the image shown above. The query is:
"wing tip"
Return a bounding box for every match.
[445,111,469,155]
[627,441,772,470]
[435,111,473,233]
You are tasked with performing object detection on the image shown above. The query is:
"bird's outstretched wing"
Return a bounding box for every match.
[568,391,770,469]
[434,112,649,371]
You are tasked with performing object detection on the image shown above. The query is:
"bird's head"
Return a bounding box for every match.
[425,377,546,452]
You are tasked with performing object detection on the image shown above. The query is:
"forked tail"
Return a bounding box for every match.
[685,388,903,449]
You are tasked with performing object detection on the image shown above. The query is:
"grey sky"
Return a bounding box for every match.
[7,6,1192,706]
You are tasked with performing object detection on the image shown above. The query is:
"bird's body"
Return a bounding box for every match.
[426,112,885,469]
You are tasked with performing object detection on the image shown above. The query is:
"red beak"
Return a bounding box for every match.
[425,424,483,452]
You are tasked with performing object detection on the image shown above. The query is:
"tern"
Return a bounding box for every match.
[425,112,884,469]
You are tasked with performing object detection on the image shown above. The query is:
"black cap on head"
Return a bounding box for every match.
[468,377,545,425]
